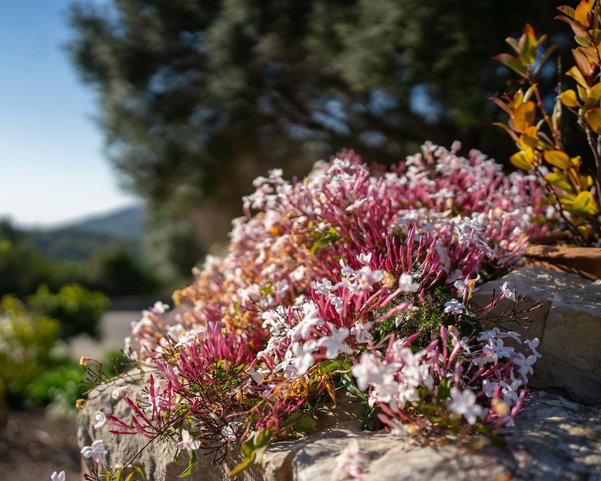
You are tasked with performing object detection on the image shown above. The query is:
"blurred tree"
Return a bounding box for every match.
[67,0,563,279]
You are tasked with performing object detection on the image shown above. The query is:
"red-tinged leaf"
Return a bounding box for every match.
[512,101,536,131]
[560,89,579,107]
[505,36,520,53]
[557,5,575,18]
[544,150,571,169]
[574,35,593,47]
[586,107,601,134]
[494,53,527,76]
[573,48,595,77]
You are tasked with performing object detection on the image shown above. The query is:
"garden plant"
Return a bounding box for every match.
[73,143,549,481]
[495,0,601,245]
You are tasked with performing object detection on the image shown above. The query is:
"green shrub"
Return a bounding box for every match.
[27,284,108,340]
[0,296,61,408]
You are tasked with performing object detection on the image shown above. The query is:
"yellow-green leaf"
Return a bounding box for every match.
[586,108,601,134]
[494,53,527,76]
[543,150,571,169]
[545,172,574,192]
[510,151,533,170]
[560,89,579,107]
[571,191,599,216]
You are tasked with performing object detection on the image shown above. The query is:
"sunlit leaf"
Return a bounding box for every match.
[543,150,571,169]
[567,66,588,88]
[545,172,573,192]
[518,24,538,65]
[511,101,536,131]
[574,0,593,28]
[560,89,579,107]
[510,151,533,170]
[587,83,601,105]
[571,191,599,216]
[586,108,601,134]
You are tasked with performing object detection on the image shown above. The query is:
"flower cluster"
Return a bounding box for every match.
[82,143,546,477]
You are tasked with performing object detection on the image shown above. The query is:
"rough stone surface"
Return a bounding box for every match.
[80,375,601,481]
[472,266,601,405]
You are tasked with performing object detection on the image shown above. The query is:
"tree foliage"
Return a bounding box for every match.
[66,0,562,276]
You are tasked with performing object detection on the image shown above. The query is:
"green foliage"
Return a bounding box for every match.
[0,297,61,408]
[26,362,86,412]
[27,284,108,340]
[87,248,162,296]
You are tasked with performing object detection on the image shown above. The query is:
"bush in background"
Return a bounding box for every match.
[27,284,108,340]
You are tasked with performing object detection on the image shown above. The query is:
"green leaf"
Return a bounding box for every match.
[131,466,145,480]
[494,53,527,76]
[230,456,254,477]
[179,451,198,478]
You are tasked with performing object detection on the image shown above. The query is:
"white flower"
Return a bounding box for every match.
[50,471,65,481]
[350,321,373,344]
[221,422,240,443]
[356,252,372,265]
[313,278,335,296]
[81,439,107,465]
[318,325,352,359]
[177,430,201,451]
[93,411,106,429]
[525,338,542,358]
[292,340,318,375]
[399,273,420,293]
[152,301,169,314]
[291,302,324,340]
[111,385,130,400]
[351,353,385,390]
[513,353,538,380]
[500,281,516,301]
[444,299,465,315]
[448,387,485,425]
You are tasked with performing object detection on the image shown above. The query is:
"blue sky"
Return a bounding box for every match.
[0,0,138,228]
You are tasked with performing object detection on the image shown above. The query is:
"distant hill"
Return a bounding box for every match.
[65,205,145,239]
[29,205,145,262]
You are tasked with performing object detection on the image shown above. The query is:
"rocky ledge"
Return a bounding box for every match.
[79,267,601,480]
